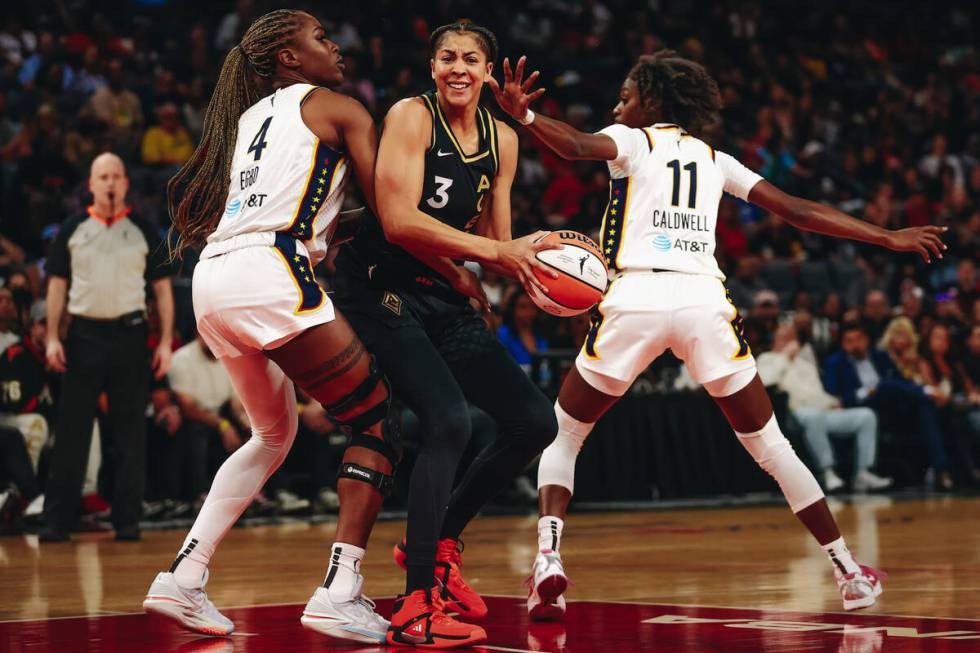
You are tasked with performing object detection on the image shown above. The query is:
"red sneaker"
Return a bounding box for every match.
[435,538,488,619]
[386,587,486,648]
[81,493,111,518]
[392,538,488,619]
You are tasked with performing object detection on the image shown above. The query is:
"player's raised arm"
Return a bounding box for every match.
[747,180,947,263]
[490,56,618,161]
[375,98,558,288]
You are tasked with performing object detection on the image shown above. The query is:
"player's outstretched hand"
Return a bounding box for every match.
[887,225,947,263]
[497,231,562,296]
[489,56,545,123]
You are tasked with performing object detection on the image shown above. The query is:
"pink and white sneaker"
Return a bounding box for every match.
[835,564,885,611]
[527,551,568,621]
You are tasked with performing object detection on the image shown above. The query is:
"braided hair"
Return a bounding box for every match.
[628,50,721,136]
[430,22,498,62]
[168,9,303,253]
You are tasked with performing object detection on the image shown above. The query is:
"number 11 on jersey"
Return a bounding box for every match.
[666,159,697,209]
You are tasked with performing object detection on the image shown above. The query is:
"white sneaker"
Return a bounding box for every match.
[300,574,389,643]
[24,494,43,517]
[143,570,234,635]
[823,469,845,492]
[527,551,568,621]
[852,469,893,492]
[314,487,340,512]
[835,564,885,611]
[274,489,311,514]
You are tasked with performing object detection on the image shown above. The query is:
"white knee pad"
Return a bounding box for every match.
[736,415,824,513]
[704,367,756,398]
[537,402,594,492]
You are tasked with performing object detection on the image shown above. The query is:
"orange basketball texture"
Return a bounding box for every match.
[530,231,608,315]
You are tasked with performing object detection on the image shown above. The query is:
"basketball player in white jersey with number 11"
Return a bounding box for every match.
[490,51,947,617]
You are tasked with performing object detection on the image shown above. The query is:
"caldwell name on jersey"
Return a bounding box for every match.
[341,89,499,301]
[596,123,762,281]
[202,83,349,266]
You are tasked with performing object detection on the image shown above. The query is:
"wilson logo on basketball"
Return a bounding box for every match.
[531,231,608,317]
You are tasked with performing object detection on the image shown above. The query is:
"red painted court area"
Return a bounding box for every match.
[3,596,978,652]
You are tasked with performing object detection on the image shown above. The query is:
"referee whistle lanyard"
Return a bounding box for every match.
[86,205,133,226]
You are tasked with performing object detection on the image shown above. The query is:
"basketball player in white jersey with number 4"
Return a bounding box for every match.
[490,50,946,617]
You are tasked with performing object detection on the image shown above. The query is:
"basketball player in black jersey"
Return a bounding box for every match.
[332,22,560,648]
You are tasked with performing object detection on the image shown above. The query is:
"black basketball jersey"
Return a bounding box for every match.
[416,89,499,231]
[340,90,500,301]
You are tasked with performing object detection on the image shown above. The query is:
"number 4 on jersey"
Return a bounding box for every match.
[248,116,273,161]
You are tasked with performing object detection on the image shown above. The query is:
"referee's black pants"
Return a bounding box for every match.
[43,316,150,533]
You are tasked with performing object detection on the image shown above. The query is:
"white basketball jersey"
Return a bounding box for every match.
[596,123,762,280]
[208,83,349,265]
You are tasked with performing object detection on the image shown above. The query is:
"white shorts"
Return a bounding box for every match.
[193,235,334,358]
[576,271,756,396]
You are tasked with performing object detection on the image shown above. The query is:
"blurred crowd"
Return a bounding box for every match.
[0,0,978,533]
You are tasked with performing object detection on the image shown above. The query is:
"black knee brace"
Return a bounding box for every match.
[327,357,402,496]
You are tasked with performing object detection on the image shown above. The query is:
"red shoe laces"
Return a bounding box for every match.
[437,539,463,566]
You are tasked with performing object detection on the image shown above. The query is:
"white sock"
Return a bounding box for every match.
[323,542,365,599]
[538,516,564,553]
[171,535,215,589]
[823,536,860,575]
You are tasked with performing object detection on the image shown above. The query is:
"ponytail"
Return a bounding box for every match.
[167,9,301,255]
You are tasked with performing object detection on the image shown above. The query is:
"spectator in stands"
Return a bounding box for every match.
[962,324,980,483]
[919,133,963,187]
[295,394,342,513]
[824,322,952,490]
[759,323,891,492]
[880,317,925,383]
[725,255,765,311]
[143,375,185,520]
[141,102,193,167]
[0,426,40,532]
[86,59,144,159]
[40,152,173,542]
[214,0,255,51]
[951,259,978,318]
[863,290,893,342]
[168,332,241,478]
[167,332,299,513]
[743,289,781,353]
[0,287,19,353]
[498,292,550,376]
[921,322,979,484]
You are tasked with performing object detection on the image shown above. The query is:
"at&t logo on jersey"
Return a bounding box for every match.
[652,233,673,252]
[652,233,709,253]
[224,198,242,216]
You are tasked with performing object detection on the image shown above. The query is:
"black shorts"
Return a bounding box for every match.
[332,268,503,366]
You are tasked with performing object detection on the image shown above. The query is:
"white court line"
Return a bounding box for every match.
[478,594,980,624]
[0,597,401,625]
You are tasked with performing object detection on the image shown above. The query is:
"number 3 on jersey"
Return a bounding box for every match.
[248,116,273,161]
[426,175,453,209]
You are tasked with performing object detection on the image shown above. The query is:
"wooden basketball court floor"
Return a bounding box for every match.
[2,495,978,652]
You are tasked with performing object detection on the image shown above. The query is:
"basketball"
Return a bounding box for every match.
[529,231,608,317]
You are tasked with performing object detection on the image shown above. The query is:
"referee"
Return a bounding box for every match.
[40,152,174,542]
